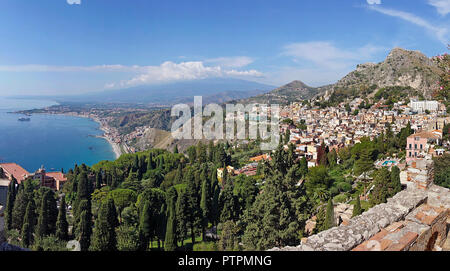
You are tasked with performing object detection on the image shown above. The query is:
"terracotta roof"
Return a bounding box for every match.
[0,163,30,183]
[46,172,67,182]
[408,131,441,139]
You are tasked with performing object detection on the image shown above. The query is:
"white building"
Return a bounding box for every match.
[409,100,439,113]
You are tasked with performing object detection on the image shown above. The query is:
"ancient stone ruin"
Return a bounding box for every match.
[270,159,450,251]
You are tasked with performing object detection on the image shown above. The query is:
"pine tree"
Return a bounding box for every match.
[173,145,179,154]
[324,198,335,230]
[353,196,362,217]
[56,196,69,241]
[354,148,374,176]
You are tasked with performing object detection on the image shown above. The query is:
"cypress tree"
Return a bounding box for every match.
[175,191,188,247]
[95,171,102,190]
[74,172,90,216]
[36,192,49,238]
[389,166,402,195]
[91,198,118,251]
[21,223,32,248]
[5,177,17,230]
[56,196,69,241]
[219,183,238,223]
[138,201,151,251]
[353,196,362,217]
[21,201,36,247]
[200,170,211,241]
[147,154,154,171]
[164,187,178,251]
[185,169,201,245]
[173,145,179,154]
[174,164,183,184]
[324,198,335,230]
[12,188,28,230]
[79,210,92,251]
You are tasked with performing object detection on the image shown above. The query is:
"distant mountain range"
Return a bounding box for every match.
[17,78,275,106]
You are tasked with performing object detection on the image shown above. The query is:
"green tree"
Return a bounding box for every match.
[5,177,17,230]
[200,171,211,241]
[353,148,374,176]
[324,198,335,230]
[78,210,93,251]
[91,198,118,251]
[175,190,189,247]
[219,183,238,223]
[107,189,137,222]
[242,166,309,250]
[164,187,178,251]
[56,196,69,241]
[218,220,239,251]
[138,201,151,250]
[352,196,362,217]
[370,168,391,205]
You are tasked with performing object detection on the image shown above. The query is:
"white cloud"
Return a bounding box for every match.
[204,56,254,68]
[67,0,81,5]
[0,59,264,89]
[368,5,448,44]
[428,0,450,16]
[110,61,263,88]
[367,0,381,5]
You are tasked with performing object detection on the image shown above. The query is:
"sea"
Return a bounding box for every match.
[0,97,116,173]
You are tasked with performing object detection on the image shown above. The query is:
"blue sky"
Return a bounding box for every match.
[0,0,449,96]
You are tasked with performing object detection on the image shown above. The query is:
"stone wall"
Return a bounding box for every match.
[269,160,450,251]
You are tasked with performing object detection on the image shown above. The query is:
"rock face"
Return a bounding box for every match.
[269,160,450,251]
[322,48,442,100]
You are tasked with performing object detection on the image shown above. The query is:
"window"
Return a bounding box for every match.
[415,144,417,149]
[420,144,423,150]
[409,152,412,157]
[409,144,412,149]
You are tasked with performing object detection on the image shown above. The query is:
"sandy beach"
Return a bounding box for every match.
[104,136,122,159]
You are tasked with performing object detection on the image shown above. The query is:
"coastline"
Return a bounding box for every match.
[15,110,125,160]
[97,123,123,159]
[77,114,125,160]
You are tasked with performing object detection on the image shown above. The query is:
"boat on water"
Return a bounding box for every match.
[18,117,31,122]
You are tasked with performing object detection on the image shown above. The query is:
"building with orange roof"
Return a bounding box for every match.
[0,163,30,183]
[249,153,271,162]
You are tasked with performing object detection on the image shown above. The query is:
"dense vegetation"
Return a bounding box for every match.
[3,124,407,251]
